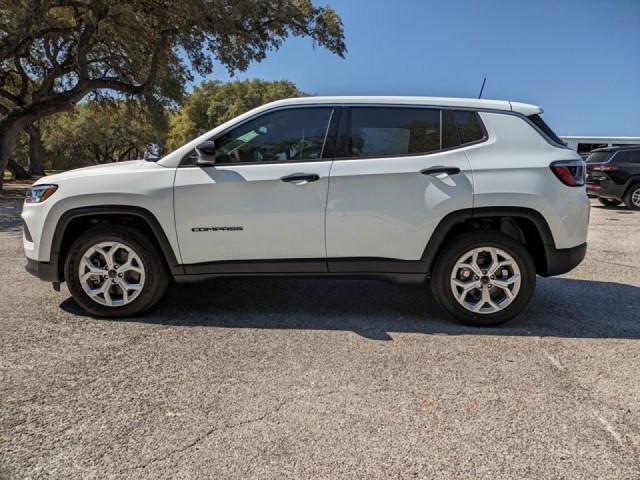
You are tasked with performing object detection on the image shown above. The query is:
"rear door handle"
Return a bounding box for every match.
[420,166,461,176]
[281,173,320,183]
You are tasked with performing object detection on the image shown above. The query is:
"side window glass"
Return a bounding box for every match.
[182,107,333,165]
[612,151,627,163]
[615,151,640,164]
[441,110,461,149]
[347,107,440,157]
[452,110,485,145]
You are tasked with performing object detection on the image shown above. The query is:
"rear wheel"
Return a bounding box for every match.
[64,225,169,317]
[598,198,622,207]
[431,231,536,326]
[624,184,640,210]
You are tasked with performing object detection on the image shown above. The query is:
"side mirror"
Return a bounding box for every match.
[195,140,217,166]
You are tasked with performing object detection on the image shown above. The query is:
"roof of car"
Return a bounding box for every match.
[263,96,542,116]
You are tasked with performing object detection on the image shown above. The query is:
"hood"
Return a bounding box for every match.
[34,160,149,185]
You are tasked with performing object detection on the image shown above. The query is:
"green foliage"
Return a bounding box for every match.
[40,102,167,169]
[1,0,345,120]
[0,0,346,183]
[167,79,307,150]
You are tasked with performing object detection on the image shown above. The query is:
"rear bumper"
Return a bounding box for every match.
[586,185,601,197]
[586,182,625,201]
[25,257,60,282]
[541,242,587,277]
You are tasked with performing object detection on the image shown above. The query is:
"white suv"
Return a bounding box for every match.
[22,97,589,326]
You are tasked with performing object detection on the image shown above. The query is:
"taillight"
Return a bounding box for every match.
[550,160,586,187]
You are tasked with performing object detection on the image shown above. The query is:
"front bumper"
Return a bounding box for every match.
[542,242,587,277]
[25,257,60,282]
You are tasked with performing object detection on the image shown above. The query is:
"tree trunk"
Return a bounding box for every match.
[0,124,23,189]
[27,123,46,176]
[7,158,31,180]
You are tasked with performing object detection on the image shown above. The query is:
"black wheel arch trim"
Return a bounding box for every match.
[420,206,566,277]
[48,205,183,282]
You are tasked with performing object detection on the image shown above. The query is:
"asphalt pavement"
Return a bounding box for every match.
[1,191,639,479]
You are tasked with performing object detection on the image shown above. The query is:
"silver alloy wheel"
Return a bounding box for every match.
[632,187,640,207]
[450,246,521,314]
[78,241,146,307]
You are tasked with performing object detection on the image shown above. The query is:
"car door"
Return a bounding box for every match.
[174,106,338,272]
[326,106,476,271]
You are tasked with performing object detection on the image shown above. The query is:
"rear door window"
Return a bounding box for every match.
[346,107,441,157]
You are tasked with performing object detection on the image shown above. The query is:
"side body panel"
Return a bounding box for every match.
[22,161,179,263]
[173,162,332,264]
[606,151,640,199]
[325,148,474,261]
[467,112,590,249]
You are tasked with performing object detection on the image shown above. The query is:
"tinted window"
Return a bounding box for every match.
[454,111,484,145]
[586,151,613,163]
[613,150,640,164]
[347,107,440,157]
[527,114,566,146]
[184,107,333,165]
[630,151,640,163]
[441,110,460,149]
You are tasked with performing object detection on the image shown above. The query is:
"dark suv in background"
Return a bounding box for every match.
[586,146,640,210]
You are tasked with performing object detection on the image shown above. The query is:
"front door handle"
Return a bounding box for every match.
[420,166,461,176]
[281,173,320,183]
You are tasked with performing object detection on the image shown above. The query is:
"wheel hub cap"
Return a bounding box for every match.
[450,246,521,315]
[78,241,146,307]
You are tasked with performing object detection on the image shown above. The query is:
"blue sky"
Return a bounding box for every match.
[205,0,640,136]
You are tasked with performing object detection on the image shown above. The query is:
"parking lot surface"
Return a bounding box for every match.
[1,192,639,479]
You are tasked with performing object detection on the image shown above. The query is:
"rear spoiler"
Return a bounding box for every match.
[509,101,542,117]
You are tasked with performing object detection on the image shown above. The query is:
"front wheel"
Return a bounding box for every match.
[430,232,536,326]
[624,184,640,210]
[64,225,169,317]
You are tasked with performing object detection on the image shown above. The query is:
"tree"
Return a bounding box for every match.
[41,101,167,169]
[0,0,346,187]
[26,122,45,175]
[167,79,307,150]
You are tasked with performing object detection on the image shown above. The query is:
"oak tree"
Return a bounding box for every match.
[0,0,345,186]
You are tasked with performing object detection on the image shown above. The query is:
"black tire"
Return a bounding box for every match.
[64,225,169,317]
[430,231,536,327]
[623,184,640,211]
[598,197,622,207]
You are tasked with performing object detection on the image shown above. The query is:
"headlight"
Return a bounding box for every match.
[25,184,58,204]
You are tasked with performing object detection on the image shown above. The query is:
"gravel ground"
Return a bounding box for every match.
[1,192,639,479]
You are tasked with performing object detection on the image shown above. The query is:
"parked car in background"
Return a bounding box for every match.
[22,96,589,326]
[586,146,640,210]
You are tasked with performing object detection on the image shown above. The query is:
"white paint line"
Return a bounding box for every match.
[593,410,624,447]
[542,348,563,370]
